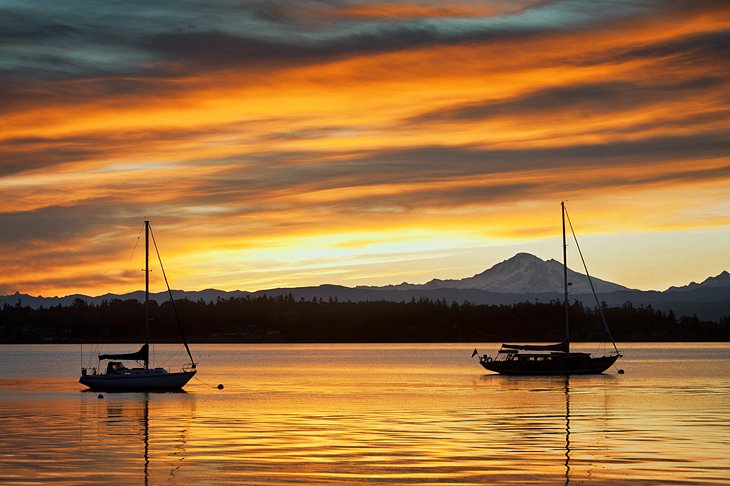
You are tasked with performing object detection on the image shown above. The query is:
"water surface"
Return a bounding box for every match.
[0,343,728,484]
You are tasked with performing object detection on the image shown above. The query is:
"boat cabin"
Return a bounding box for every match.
[492,349,591,362]
[106,361,128,375]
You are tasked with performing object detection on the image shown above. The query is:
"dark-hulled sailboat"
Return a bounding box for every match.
[473,202,621,375]
[79,221,197,391]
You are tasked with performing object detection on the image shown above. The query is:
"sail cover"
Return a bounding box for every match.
[501,342,569,352]
[99,343,149,362]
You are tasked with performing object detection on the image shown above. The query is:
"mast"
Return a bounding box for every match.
[562,202,569,351]
[144,220,150,369]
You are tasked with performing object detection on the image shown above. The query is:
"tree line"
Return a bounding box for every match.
[1,295,728,343]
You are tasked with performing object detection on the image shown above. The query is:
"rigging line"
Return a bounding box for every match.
[158,347,186,368]
[148,223,196,369]
[563,206,620,355]
[125,226,144,275]
[193,375,220,389]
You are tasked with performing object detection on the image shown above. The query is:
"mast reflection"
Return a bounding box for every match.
[564,375,571,485]
[143,393,149,486]
[96,391,192,484]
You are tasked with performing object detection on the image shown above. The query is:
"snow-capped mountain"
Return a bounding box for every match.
[389,253,629,294]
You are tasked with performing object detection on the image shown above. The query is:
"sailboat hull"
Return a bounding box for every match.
[480,353,619,375]
[79,369,196,391]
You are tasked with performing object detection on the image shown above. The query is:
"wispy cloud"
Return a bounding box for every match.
[409,77,728,124]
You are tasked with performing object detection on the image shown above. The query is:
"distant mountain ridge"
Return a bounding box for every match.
[3,253,728,320]
[666,270,730,292]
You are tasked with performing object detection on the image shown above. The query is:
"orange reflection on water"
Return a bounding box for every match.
[0,343,728,484]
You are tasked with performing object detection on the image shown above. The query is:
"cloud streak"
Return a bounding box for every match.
[409,77,728,124]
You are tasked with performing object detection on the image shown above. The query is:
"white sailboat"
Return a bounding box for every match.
[80,221,196,391]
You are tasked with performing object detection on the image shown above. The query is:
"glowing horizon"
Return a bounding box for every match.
[1,1,728,296]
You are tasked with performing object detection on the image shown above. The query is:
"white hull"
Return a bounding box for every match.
[80,369,196,391]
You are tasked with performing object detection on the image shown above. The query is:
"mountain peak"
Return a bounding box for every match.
[469,253,542,277]
[413,252,627,294]
[513,252,542,260]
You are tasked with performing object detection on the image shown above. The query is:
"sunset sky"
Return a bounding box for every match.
[1,0,729,296]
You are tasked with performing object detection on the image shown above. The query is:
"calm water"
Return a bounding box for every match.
[0,343,728,484]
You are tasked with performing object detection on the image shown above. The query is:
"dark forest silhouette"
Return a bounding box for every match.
[1,295,728,343]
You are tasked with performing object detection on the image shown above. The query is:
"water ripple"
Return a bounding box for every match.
[0,343,728,484]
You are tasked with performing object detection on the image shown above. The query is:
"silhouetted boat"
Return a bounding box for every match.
[473,202,621,375]
[80,221,197,391]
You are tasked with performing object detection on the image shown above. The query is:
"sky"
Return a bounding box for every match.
[1,0,729,296]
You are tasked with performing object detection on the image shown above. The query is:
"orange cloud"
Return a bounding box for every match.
[333,3,508,20]
[1,1,729,295]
